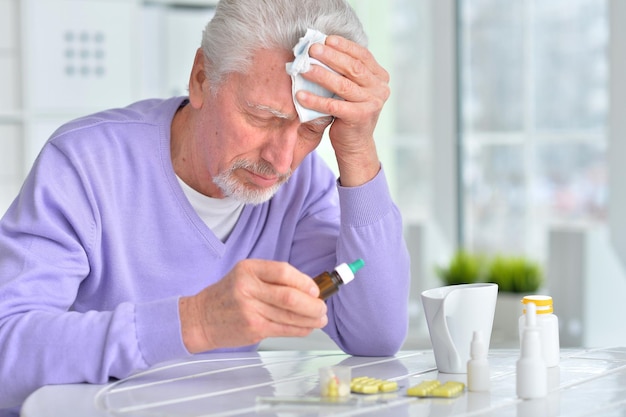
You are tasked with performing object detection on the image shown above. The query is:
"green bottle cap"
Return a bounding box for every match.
[334,259,365,286]
[348,258,365,274]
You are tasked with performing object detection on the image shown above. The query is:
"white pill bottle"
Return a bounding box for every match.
[518,295,560,367]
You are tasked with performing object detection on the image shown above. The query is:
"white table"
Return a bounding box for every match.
[21,347,626,416]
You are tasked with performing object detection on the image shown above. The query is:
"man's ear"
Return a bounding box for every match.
[188,48,209,109]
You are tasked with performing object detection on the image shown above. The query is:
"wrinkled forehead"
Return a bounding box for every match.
[227,48,297,118]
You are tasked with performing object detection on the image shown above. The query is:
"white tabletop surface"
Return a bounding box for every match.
[21,347,626,416]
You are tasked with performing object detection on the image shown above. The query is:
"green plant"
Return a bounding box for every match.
[485,255,543,293]
[435,250,487,286]
[436,251,543,293]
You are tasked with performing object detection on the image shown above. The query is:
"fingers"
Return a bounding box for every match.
[245,259,319,298]
[319,36,390,86]
[241,260,327,322]
[253,295,328,330]
[294,37,389,126]
[327,35,390,81]
[306,37,390,101]
[180,259,329,353]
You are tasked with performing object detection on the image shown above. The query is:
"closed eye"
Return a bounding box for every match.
[304,116,334,132]
[246,113,281,127]
[245,102,295,126]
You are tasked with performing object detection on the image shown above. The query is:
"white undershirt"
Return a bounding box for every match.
[176,176,244,242]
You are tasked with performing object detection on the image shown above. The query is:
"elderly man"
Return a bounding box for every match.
[0,0,410,411]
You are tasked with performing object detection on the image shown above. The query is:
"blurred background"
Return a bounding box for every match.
[1,0,624,349]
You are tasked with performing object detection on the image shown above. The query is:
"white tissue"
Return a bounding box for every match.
[286,28,337,123]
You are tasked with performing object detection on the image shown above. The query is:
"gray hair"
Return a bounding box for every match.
[201,0,368,93]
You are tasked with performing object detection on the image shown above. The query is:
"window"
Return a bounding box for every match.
[459,0,609,260]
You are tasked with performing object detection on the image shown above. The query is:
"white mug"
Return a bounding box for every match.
[421,283,498,373]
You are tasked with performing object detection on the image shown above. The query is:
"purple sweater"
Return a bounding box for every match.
[0,97,410,408]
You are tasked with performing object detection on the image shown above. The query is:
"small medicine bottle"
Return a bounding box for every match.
[467,330,490,392]
[518,295,560,367]
[313,259,364,300]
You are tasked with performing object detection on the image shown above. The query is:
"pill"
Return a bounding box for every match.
[353,382,380,394]
[431,381,465,397]
[379,380,399,392]
[350,376,398,394]
[406,380,465,398]
[322,377,339,397]
[406,380,441,397]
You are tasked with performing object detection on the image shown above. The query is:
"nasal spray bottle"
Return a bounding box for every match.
[314,259,364,300]
[516,302,547,399]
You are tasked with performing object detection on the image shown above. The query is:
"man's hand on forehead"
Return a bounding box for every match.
[288,32,388,187]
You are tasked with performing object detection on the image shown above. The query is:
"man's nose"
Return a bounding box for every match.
[261,126,299,175]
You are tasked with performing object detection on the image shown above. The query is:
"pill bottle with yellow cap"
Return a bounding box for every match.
[518,295,560,367]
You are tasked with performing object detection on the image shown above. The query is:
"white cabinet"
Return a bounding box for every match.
[0,123,22,211]
[0,0,20,113]
[0,0,18,50]
[0,0,216,215]
[0,0,21,214]
[20,0,142,168]
[21,0,139,115]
